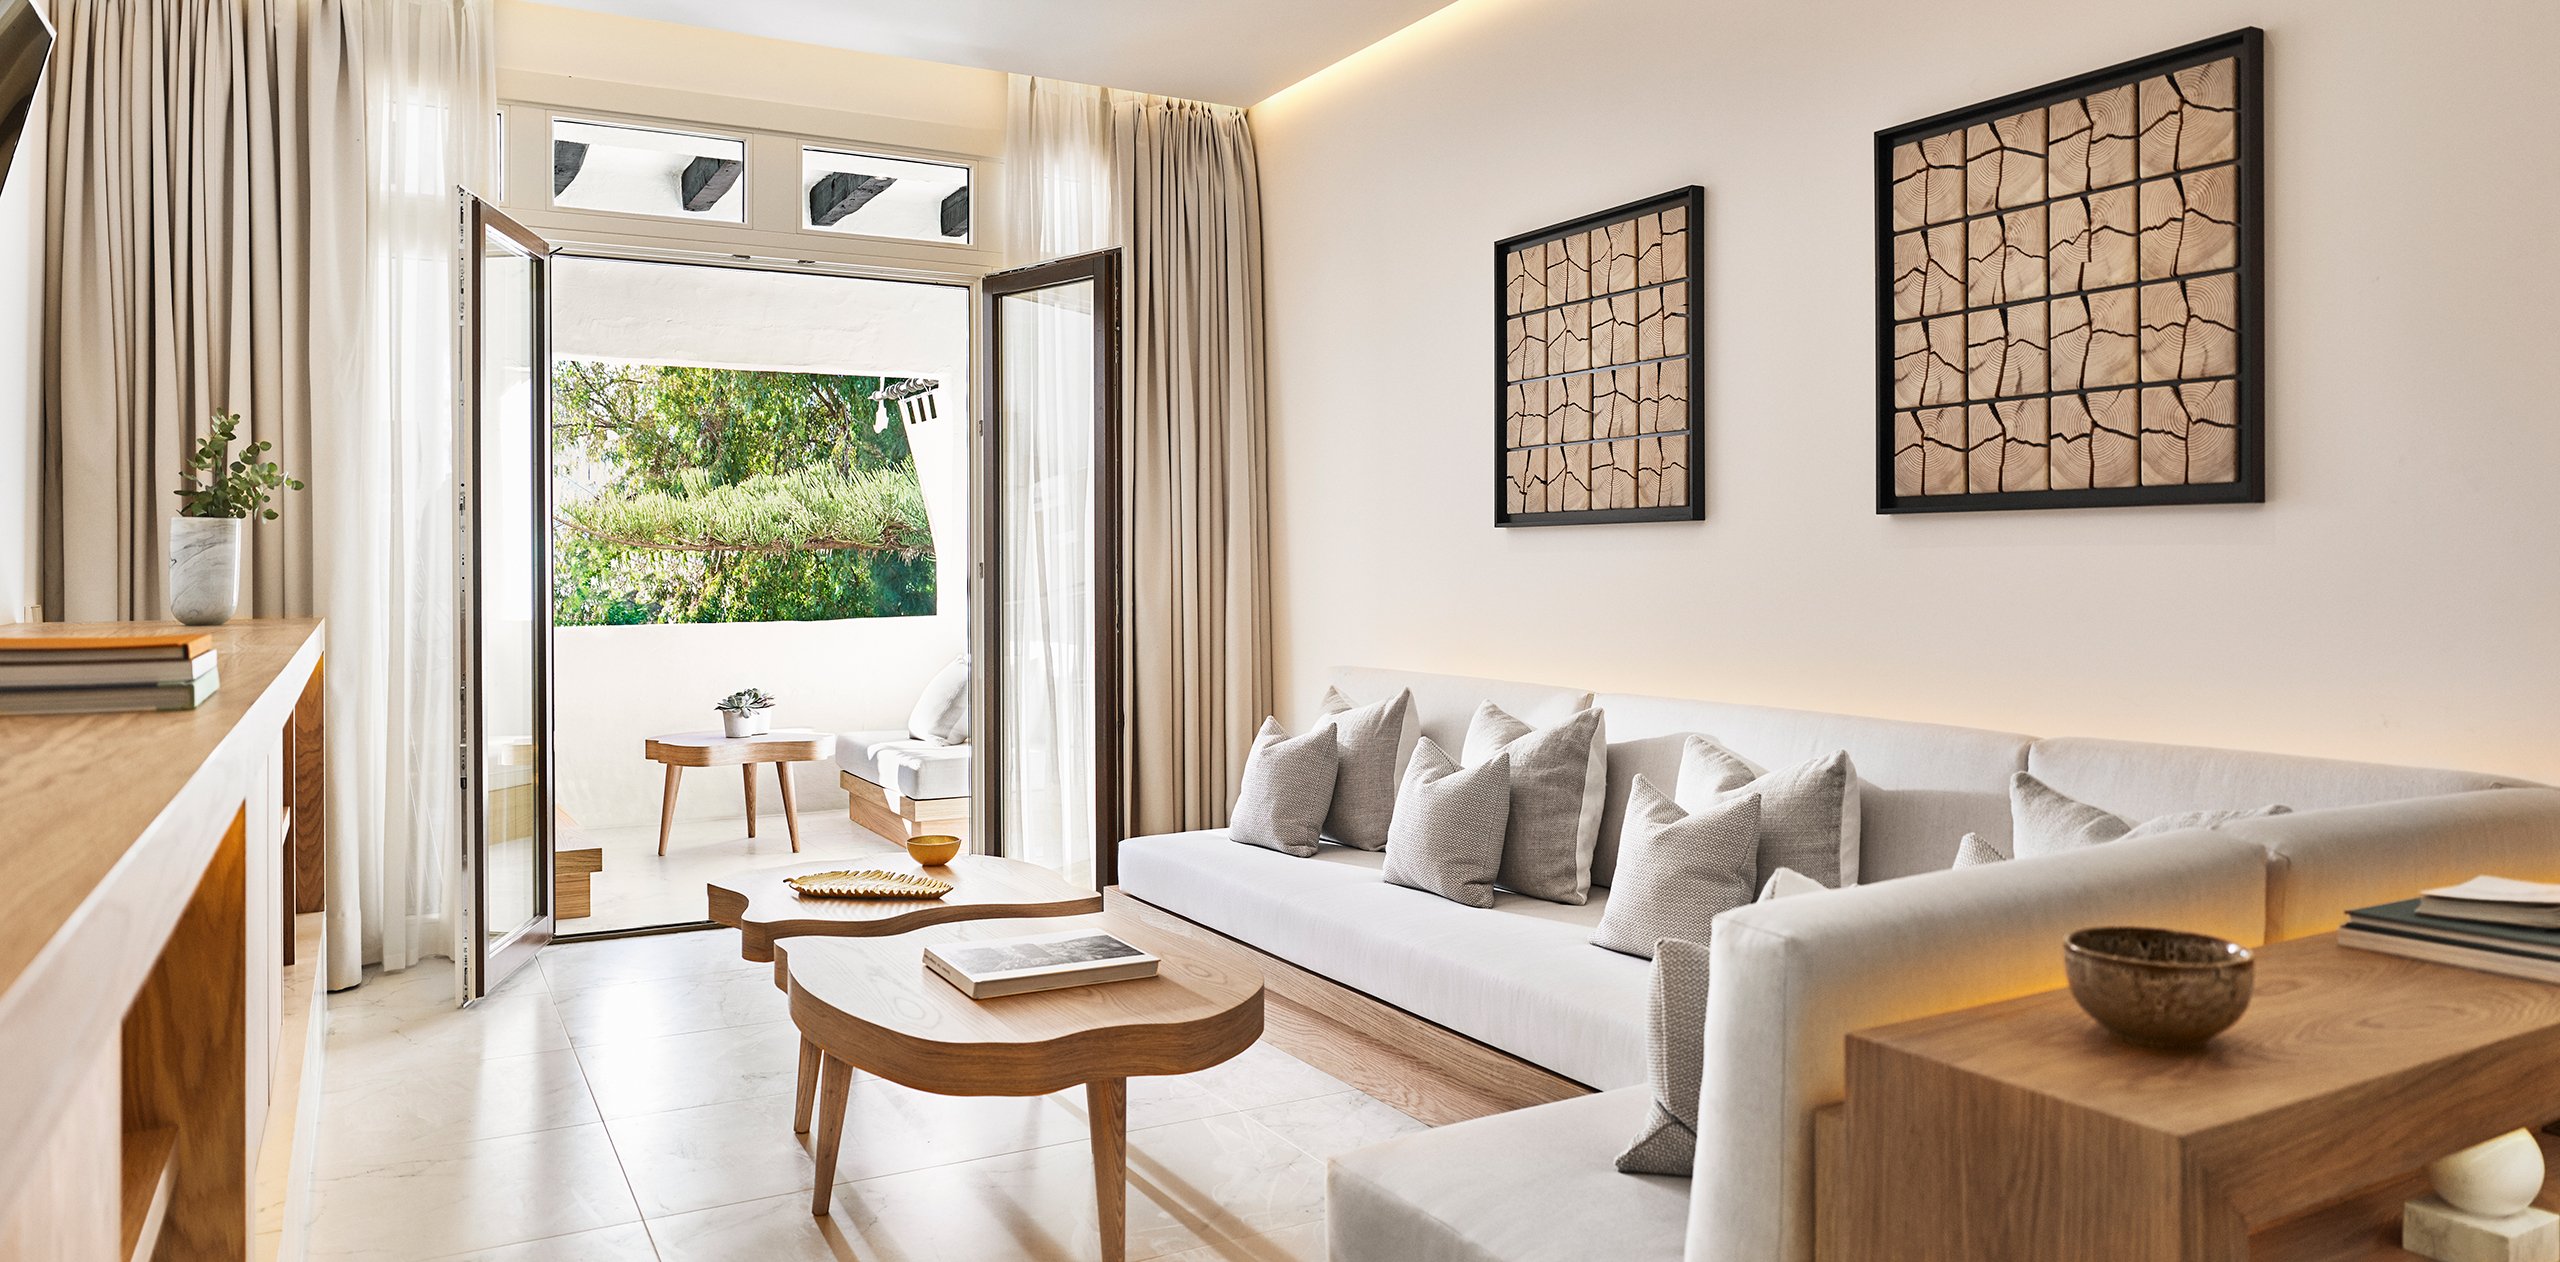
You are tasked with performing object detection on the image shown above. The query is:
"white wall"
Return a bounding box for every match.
[1251,0,2560,784]
[0,1,46,625]
[549,258,971,828]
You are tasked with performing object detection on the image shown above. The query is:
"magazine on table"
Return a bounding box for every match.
[923,928,1160,999]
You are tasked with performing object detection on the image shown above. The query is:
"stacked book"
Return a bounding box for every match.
[923,927,1160,999]
[2340,876,2560,983]
[0,632,222,715]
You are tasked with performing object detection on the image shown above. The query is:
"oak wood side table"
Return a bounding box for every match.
[777,912,1265,1262]
[1834,933,2560,1262]
[643,729,835,855]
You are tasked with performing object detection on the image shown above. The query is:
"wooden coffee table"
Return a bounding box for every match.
[644,729,836,856]
[780,912,1265,1261]
[705,853,1102,964]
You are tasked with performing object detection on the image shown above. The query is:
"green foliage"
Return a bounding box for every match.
[176,411,305,520]
[551,361,940,627]
[716,688,777,714]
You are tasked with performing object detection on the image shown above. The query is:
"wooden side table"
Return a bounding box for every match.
[777,912,1264,1262]
[1834,933,2560,1261]
[643,729,836,856]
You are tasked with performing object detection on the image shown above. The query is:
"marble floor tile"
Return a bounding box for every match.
[537,928,762,993]
[319,1048,600,1169]
[1242,1090,1424,1162]
[327,988,572,1079]
[429,1223,661,1261]
[645,1110,1324,1262]
[1156,1221,1327,1262]
[1178,1041,1355,1113]
[307,1124,640,1261]
[573,1019,811,1119]
[549,966,789,1047]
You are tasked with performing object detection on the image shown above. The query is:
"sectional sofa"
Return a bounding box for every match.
[1110,666,2560,1262]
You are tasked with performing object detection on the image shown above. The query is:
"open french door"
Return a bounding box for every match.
[457,194,556,1000]
[977,250,1123,891]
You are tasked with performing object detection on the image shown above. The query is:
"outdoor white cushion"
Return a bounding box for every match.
[875,742,969,801]
[2009,770,2289,859]
[906,654,971,744]
[1230,718,1339,857]
[834,729,915,787]
[1463,702,1609,904]
[1383,739,1513,908]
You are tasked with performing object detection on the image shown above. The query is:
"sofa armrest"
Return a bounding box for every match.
[2219,787,2560,941]
[1686,834,2269,1262]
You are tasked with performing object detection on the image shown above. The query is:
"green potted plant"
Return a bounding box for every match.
[170,410,304,626]
[717,687,776,738]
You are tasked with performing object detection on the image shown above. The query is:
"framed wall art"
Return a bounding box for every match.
[1877,29,2263,513]
[1498,186,1705,526]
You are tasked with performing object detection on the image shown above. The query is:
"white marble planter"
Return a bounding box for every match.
[169,516,244,626]
[720,710,770,738]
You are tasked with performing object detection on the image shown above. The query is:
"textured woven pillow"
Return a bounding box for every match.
[1229,718,1339,857]
[1615,859,1825,1175]
[1591,778,1761,959]
[1678,737,1862,889]
[1462,703,1608,905]
[2010,771,2290,860]
[1314,686,1413,851]
[1382,739,1513,908]
[1952,833,2010,867]
[906,654,971,744]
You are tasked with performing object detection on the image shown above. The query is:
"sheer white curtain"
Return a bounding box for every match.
[996,76,1111,885]
[316,0,493,985]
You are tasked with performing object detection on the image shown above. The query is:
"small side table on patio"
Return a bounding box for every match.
[644,729,837,856]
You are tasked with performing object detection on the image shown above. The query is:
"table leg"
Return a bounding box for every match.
[1089,1077,1128,1262]
[657,764,683,857]
[743,764,759,838]
[778,762,803,853]
[793,1036,821,1135]
[810,1053,853,1215]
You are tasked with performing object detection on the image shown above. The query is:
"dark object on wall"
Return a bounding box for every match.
[0,0,51,196]
[1876,28,2263,513]
[1496,187,1705,526]
[680,156,742,213]
[940,186,970,238]
[810,171,894,227]
[551,140,589,196]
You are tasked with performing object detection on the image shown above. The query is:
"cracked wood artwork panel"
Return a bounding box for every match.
[1877,34,2258,509]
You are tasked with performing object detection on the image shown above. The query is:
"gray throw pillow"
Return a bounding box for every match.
[1679,738,1861,889]
[907,654,971,744]
[2009,772,2291,859]
[1952,832,2010,867]
[1382,739,1512,908]
[1230,718,1339,857]
[1463,703,1608,905]
[1315,686,1412,851]
[1592,778,1761,959]
[1616,862,1825,1174]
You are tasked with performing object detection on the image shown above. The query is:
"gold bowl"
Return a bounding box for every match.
[905,834,964,866]
[2064,927,2254,1049]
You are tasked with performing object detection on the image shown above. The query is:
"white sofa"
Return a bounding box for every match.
[1111,666,2560,1262]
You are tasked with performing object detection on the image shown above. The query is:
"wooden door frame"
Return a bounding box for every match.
[460,194,557,999]
[975,249,1125,887]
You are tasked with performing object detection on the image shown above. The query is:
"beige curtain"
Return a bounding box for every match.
[1110,92,1275,839]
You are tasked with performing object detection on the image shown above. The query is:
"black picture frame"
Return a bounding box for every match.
[1495,185,1706,527]
[1874,28,2264,514]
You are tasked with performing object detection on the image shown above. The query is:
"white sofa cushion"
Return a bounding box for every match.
[835,729,919,788]
[1116,830,1650,1088]
[1331,665,1592,770]
[906,654,970,744]
[1328,1088,1688,1262]
[1231,718,1340,857]
[1464,703,1609,904]
[1317,686,1413,850]
[2025,736,2524,821]
[1689,833,2270,1262]
[876,743,969,801]
[2220,787,2560,941]
[1596,692,2033,886]
[1591,780,1759,959]
[1383,740,1513,908]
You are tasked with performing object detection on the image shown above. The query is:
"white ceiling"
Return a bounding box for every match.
[528,0,1459,106]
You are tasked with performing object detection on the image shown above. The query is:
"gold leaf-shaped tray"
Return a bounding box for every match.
[784,869,953,900]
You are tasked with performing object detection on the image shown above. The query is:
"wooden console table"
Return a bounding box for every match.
[1834,933,2560,1261]
[0,620,327,1261]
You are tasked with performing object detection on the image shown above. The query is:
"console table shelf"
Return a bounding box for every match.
[1834,933,2560,1262]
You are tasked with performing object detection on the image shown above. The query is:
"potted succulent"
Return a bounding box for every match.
[170,410,304,626]
[717,688,776,738]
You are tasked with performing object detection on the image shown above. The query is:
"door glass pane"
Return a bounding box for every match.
[551,117,746,223]
[996,280,1097,888]
[801,146,971,244]
[479,227,542,944]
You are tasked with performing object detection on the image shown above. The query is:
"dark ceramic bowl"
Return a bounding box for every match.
[2064,927,2254,1049]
